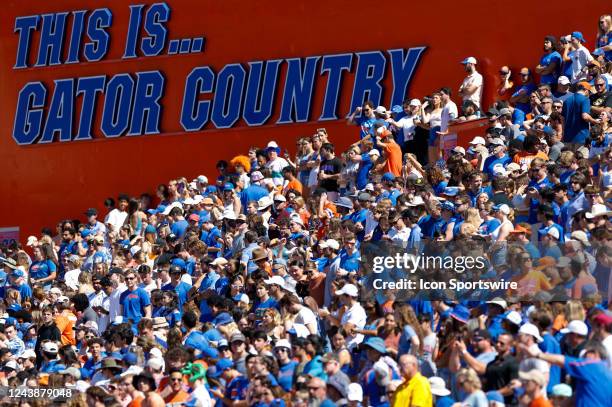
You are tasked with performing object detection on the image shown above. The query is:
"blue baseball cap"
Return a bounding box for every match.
[123,353,138,365]
[80,229,92,239]
[592,48,604,56]
[440,201,455,212]
[144,225,156,234]
[171,258,186,270]
[571,31,586,43]
[442,187,460,197]
[381,172,395,182]
[211,358,234,377]
[361,337,387,354]
[223,183,234,192]
[391,105,403,114]
[11,269,25,278]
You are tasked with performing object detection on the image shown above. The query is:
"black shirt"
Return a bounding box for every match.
[484,353,519,404]
[319,157,342,192]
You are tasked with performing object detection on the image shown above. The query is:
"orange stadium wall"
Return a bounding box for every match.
[0,0,608,242]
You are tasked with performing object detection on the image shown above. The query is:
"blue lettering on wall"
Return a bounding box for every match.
[40,79,75,143]
[211,64,246,129]
[101,74,135,137]
[128,71,165,135]
[277,56,320,124]
[35,13,69,67]
[388,47,426,107]
[349,51,386,113]
[66,10,87,64]
[84,8,112,62]
[319,53,353,121]
[13,15,39,69]
[180,67,215,131]
[123,4,144,58]
[141,3,170,57]
[243,60,281,126]
[75,76,106,141]
[13,82,46,145]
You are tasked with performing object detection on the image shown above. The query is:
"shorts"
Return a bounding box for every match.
[428,126,441,147]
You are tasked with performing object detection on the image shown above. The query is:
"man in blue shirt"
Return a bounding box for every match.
[162,265,192,309]
[240,172,268,212]
[7,269,32,300]
[347,101,377,139]
[201,218,222,258]
[355,148,379,191]
[338,234,360,273]
[169,207,189,239]
[119,270,151,325]
[562,82,599,145]
[482,139,511,178]
[521,341,612,407]
[536,35,562,85]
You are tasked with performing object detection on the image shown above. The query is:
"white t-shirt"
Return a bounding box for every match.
[340,302,367,349]
[440,101,458,132]
[106,209,128,232]
[266,157,289,186]
[603,334,612,369]
[395,115,417,142]
[139,281,157,295]
[295,306,317,327]
[570,46,593,83]
[109,283,127,323]
[187,384,212,407]
[461,71,484,108]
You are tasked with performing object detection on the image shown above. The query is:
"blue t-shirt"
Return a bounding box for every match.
[240,185,269,211]
[418,215,445,240]
[398,325,417,354]
[277,360,297,392]
[226,375,250,401]
[339,249,360,272]
[483,155,512,178]
[512,83,536,114]
[539,332,561,394]
[564,356,612,407]
[29,260,57,287]
[562,92,591,144]
[201,227,222,258]
[356,154,374,190]
[540,51,562,84]
[119,287,151,324]
[161,281,192,309]
[183,331,219,358]
[171,219,189,238]
[355,116,377,139]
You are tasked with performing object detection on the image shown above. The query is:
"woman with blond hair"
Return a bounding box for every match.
[596,15,611,61]
[460,207,483,236]
[261,308,286,340]
[455,368,488,406]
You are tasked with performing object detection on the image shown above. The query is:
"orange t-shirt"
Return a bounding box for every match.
[55,311,76,346]
[513,151,548,167]
[529,395,553,407]
[383,142,403,176]
[284,179,303,194]
[164,390,189,404]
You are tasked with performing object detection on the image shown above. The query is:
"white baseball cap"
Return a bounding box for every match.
[519,323,543,343]
[409,98,421,107]
[470,136,486,145]
[564,320,588,336]
[368,149,381,157]
[347,383,363,402]
[505,310,522,326]
[335,283,359,297]
[558,76,570,85]
[546,228,560,240]
[461,56,478,64]
[264,275,286,287]
[428,376,451,397]
[274,339,292,350]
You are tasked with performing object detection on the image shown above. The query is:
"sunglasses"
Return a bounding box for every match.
[126,276,137,280]
[170,377,183,382]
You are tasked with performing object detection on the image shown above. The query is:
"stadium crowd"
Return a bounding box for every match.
[0,15,612,407]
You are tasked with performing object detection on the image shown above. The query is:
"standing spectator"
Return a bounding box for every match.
[562,32,594,83]
[521,341,612,407]
[348,101,377,140]
[106,194,129,233]
[595,14,612,62]
[562,82,600,146]
[119,270,151,325]
[497,66,514,100]
[536,36,562,85]
[459,57,484,108]
[318,143,343,202]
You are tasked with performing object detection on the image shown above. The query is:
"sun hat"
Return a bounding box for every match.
[428,376,451,397]
[361,337,387,354]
